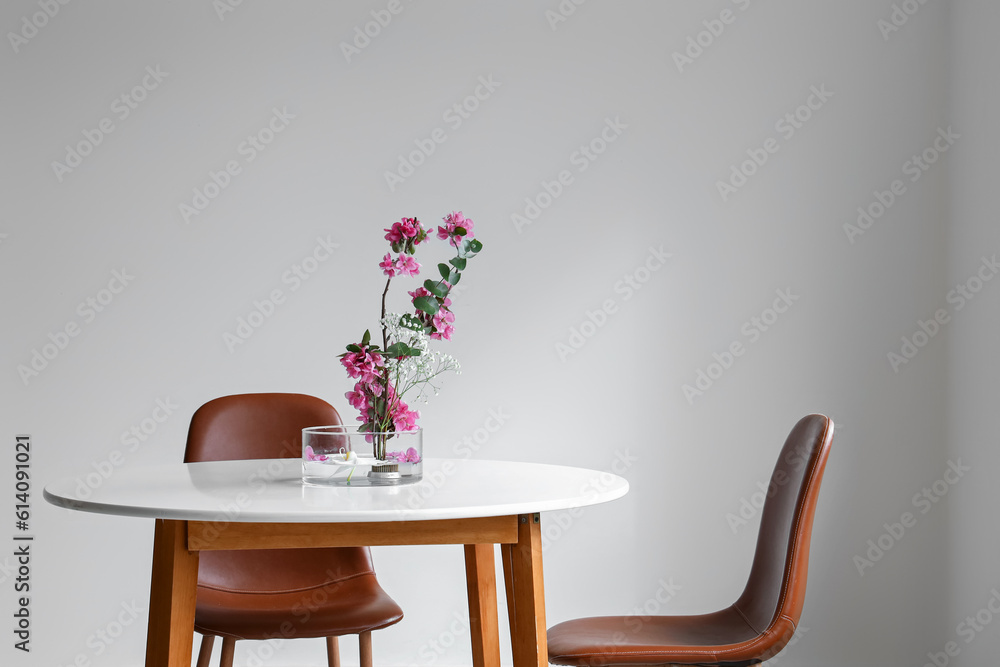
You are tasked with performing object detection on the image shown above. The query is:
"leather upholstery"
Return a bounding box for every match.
[547,414,834,666]
[184,393,404,640]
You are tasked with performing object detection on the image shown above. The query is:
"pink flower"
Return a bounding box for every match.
[408,286,431,301]
[341,346,383,385]
[380,252,399,277]
[395,254,421,277]
[392,402,420,432]
[305,445,328,462]
[345,383,370,411]
[382,253,421,278]
[430,308,456,340]
[385,447,421,463]
[399,218,421,239]
[384,225,403,244]
[438,211,474,247]
[385,218,425,246]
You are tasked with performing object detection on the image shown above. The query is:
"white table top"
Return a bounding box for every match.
[43,458,629,523]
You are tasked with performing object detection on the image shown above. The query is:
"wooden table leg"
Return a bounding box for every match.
[504,513,547,667]
[145,519,199,667]
[500,544,516,639]
[464,544,501,667]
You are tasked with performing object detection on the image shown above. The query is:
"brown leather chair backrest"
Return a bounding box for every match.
[185,393,340,463]
[183,393,377,593]
[731,414,834,657]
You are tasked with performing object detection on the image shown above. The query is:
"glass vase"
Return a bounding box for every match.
[302,425,422,486]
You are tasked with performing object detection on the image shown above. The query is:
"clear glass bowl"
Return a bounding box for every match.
[302,425,423,486]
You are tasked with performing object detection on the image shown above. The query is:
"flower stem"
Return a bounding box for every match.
[377,277,392,434]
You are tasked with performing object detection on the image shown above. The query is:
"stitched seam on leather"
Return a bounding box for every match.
[770,419,829,625]
[732,603,761,635]
[729,419,829,656]
[562,419,830,661]
[735,418,829,655]
[198,570,373,595]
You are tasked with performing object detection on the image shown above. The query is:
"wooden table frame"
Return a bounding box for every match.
[145,513,546,667]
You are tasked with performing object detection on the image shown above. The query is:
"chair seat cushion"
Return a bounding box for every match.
[547,606,786,666]
[195,572,404,640]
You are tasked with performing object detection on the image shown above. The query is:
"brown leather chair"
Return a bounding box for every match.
[547,414,834,667]
[184,393,404,667]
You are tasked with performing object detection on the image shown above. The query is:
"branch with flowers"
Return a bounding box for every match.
[339,212,482,460]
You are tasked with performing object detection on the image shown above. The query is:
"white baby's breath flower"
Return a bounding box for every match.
[382,313,461,406]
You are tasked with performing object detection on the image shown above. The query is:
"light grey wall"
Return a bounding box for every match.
[1,2,982,666]
[947,2,1000,667]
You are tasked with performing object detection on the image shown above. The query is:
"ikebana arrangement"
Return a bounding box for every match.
[303,212,482,483]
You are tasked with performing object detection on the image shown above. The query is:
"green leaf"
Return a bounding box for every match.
[424,279,448,298]
[413,295,440,315]
[384,342,414,358]
[399,314,423,331]
[438,263,451,280]
[448,269,460,284]
[469,239,483,253]
[346,344,362,353]
[459,238,472,255]
[361,330,371,347]
[454,226,467,236]
[449,257,467,270]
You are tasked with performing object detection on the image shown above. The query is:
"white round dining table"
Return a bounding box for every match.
[45,458,629,667]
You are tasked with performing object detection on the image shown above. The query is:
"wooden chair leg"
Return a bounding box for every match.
[326,636,341,667]
[196,635,215,667]
[501,544,516,640]
[359,631,373,667]
[220,637,237,667]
